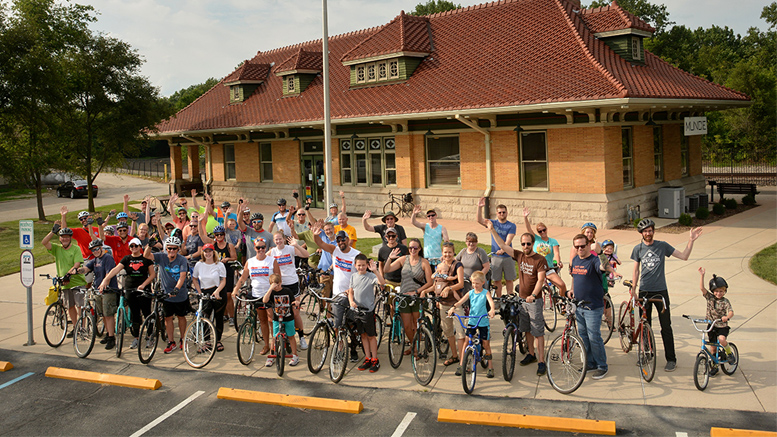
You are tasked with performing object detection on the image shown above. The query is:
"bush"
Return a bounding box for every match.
[742,194,756,206]
[712,203,725,215]
[695,207,710,220]
[725,198,738,209]
[678,213,693,226]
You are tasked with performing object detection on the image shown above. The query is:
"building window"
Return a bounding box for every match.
[354,139,367,184]
[389,60,399,78]
[367,63,376,82]
[680,134,689,176]
[286,76,295,93]
[632,37,641,60]
[653,126,663,183]
[224,144,236,180]
[520,131,548,190]
[622,127,633,189]
[232,87,239,101]
[340,137,396,187]
[356,65,365,83]
[340,139,352,183]
[426,135,460,186]
[260,142,273,182]
[378,62,387,80]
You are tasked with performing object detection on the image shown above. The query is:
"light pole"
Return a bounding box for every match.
[322,0,334,209]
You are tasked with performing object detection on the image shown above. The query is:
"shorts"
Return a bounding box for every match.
[519,300,545,338]
[320,274,333,299]
[94,292,118,317]
[62,288,85,309]
[273,320,296,338]
[163,300,189,318]
[285,282,301,299]
[398,294,420,314]
[708,326,730,343]
[354,310,377,337]
[466,325,490,342]
[546,266,560,276]
[440,304,466,340]
[491,256,517,281]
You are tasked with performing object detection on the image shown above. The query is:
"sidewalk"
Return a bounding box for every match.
[1,187,775,412]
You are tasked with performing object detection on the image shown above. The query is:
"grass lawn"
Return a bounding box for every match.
[0,187,35,202]
[750,243,776,285]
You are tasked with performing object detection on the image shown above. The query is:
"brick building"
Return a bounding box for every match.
[153,0,749,228]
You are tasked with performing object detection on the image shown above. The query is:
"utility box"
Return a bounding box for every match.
[686,194,699,213]
[698,193,709,210]
[658,187,685,219]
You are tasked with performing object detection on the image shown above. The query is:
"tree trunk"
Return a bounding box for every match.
[35,170,46,221]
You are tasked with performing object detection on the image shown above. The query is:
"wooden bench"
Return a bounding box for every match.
[714,182,758,201]
[178,181,203,196]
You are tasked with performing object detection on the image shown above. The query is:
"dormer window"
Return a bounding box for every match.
[378,62,387,80]
[232,87,240,101]
[273,48,323,96]
[389,60,399,79]
[287,75,295,93]
[632,37,641,60]
[356,65,365,83]
[367,64,376,81]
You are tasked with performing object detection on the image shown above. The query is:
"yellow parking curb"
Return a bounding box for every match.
[0,361,13,372]
[437,408,616,435]
[711,427,777,437]
[45,366,161,390]
[217,387,363,414]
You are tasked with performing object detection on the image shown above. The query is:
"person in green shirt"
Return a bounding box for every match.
[42,222,87,337]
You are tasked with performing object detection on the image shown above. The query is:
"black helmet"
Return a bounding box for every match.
[58,227,74,236]
[250,213,264,221]
[637,218,655,233]
[221,201,231,209]
[709,274,728,291]
[88,239,103,250]
[276,198,287,206]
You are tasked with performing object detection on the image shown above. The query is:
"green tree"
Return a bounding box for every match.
[164,77,218,112]
[410,0,461,16]
[586,0,674,34]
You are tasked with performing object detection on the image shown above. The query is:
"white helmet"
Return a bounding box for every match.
[77,211,90,219]
[164,236,181,247]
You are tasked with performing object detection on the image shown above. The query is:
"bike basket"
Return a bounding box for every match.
[403,193,413,203]
[44,286,59,305]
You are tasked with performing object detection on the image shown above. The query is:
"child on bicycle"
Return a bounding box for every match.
[263,273,299,367]
[447,271,496,378]
[698,267,735,375]
[601,240,622,286]
[347,254,385,373]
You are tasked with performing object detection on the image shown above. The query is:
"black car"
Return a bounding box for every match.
[56,180,98,198]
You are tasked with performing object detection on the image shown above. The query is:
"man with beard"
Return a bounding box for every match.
[42,223,87,336]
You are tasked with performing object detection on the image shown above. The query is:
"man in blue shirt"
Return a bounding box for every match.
[145,236,189,354]
[477,197,516,298]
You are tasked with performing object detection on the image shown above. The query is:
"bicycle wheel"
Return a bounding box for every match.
[307,322,330,374]
[462,347,477,395]
[329,330,348,383]
[138,316,159,364]
[546,333,587,394]
[694,352,710,391]
[412,325,436,386]
[233,298,247,333]
[638,323,657,382]
[237,320,256,365]
[116,307,125,358]
[299,293,320,321]
[383,200,401,215]
[388,316,405,369]
[95,315,105,338]
[518,329,527,355]
[434,314,449,359]
[401,201,415,218]
[721,343,739,375]
[184,318,216,368]
[73,313,96,359]
[374,314,384,350]
[43,302,68,348]
[276,333,286,377]
[601,293,614,345]
[618,301,634,353]
[502,325,517,381]
[543,286,558,332]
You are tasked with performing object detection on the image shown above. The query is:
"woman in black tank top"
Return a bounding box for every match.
[201,227,238,326]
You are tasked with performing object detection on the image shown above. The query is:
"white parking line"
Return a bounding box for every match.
[130,390,205,437]
[676,432,689,437]
[391,412,417,437]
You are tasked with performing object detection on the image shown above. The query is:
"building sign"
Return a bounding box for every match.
[684,116,708,136]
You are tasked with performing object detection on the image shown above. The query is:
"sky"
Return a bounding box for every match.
[82,0,772,96]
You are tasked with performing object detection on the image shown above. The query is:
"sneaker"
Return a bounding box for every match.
[179,339,183,350]
[164,341,178,354]
[228,318,235,327]
[130,338,139,349]
[487,368,495,378]
[224,315,229,322]
[455,366,463,376]
[665,361,677,372]
[358,358,372,371]
[265,358,274,367]
[370,359,381,373]
[66,330,74,339]
[100,336,109,344]
[289,355,300,366]
[709,365,719,377]
[520,354,537,366]
[537,362,547,376]
[350,349,359,363]
[105,337,116,350]
[299,337,308,350]
[592,368,608,380]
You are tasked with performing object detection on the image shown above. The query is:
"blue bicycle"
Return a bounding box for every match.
[451,313,490,395]
[683,315,739,391]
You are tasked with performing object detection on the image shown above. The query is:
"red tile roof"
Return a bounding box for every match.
[274,48,323,74]
[223,61,271,84]
[579,0,655,34]
[157,0,748,135]
[341,11,431,63]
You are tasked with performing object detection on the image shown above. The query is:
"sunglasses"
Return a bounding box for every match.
[336,238,347,242]
[497,211,507,214]
[129,244,140,248]
[167,247,179,251]
[298,213,306,217]
[386,234,397,239]
[252,220,263,224]
[178,212,187,215]
[537,228,547,233]
[520,242,533,246]
[189,224,198,228]
[255,246,266,250]
[574,245,587,249]
[90,247,101,252]
[409,246,420,251]
[215,233,225,237]
[427,214,436,218]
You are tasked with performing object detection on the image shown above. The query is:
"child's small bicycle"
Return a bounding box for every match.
[683,315,739,391]
[450,313,490,395]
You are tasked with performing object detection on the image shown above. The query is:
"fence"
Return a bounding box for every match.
[109,158,206,181]
[703,159,777,186]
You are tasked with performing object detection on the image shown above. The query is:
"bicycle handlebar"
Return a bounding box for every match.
[683,315,722,333]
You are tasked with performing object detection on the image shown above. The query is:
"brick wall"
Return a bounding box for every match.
[603,126,623,193]
[169,145,183,180]
[235,142,260,182]
[689,135,702,176]
[663,124,682,181]
[211,144,224,181]
[460,131,486,190]
[547,127,606,193]
[491,131,519,191]
[273,140,300,184]
[395,134,413,188]
[633,125,654,188]
[186,144,200,179]
[411,134,426,188]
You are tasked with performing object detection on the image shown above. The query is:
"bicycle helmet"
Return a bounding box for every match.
[637,218,655,233]
[116,212,128,219]
[104,225,116,235]
[602,239,615,248]
[581,222,597,232]
[116,222,129,230]
[221,201,231,209]
[77,211,90,220]
[250,213,264,221]
[709,274,728,291]
[329,203,338,209]
[213,225,226,234]
[169,228,183,239]
[58,227,74,236]
[164,236,181,247]
[276,198,287,206]
[88,239,103,250]
[536,242,551,257]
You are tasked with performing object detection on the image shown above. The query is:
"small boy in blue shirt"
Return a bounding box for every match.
[447,271,496,378]
[698,267,735,376]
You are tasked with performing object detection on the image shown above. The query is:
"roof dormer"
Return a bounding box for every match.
[274,48,322,96]
[579,1,654,65]
[223,60,270,103]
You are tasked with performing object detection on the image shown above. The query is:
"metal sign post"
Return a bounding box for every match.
[20,250,35,346]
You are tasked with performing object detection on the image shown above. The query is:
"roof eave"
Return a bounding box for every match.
[341,51,429,66]
[594,28,653,38]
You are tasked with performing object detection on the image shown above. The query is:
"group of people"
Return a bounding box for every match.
[43,189,735,383]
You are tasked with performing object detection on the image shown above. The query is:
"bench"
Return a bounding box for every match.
[178,181,203,196]
[712,182,758,202]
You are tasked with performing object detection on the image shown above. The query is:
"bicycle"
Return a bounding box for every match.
[40,273,71,348]
[600,282,615,345]
[269,316,294,377]
[617,280,665,382]
[235,293,263,365]
[298,269,328,327]
[450,313,491,395]
[72,286,99,359]
[541,276,560,332]
[411,295,439,386]
[498,294,527,381]
[387,291,412,369]
[183,292,218,368]
[683,315,739,391]
[545,295,588,394]
[383,191,414,217]
[137,289,172,364]
[104,287,132,358]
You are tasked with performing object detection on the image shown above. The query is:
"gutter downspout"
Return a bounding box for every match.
[454,114,492,219]
[181,135,212,195]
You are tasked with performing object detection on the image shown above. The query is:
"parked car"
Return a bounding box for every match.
[56,180,98,198]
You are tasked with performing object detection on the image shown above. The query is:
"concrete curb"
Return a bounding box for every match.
[437,408,616,435]
[711,427,777,437]
[217,387,363,414]
[0,361,13,372]
[45,366,162,390]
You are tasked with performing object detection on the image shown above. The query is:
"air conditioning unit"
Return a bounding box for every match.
[698,193,709,210]
[658,187,685,219]
[687,195,699,213]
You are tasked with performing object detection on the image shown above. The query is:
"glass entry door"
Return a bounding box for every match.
[302,155,325,208]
